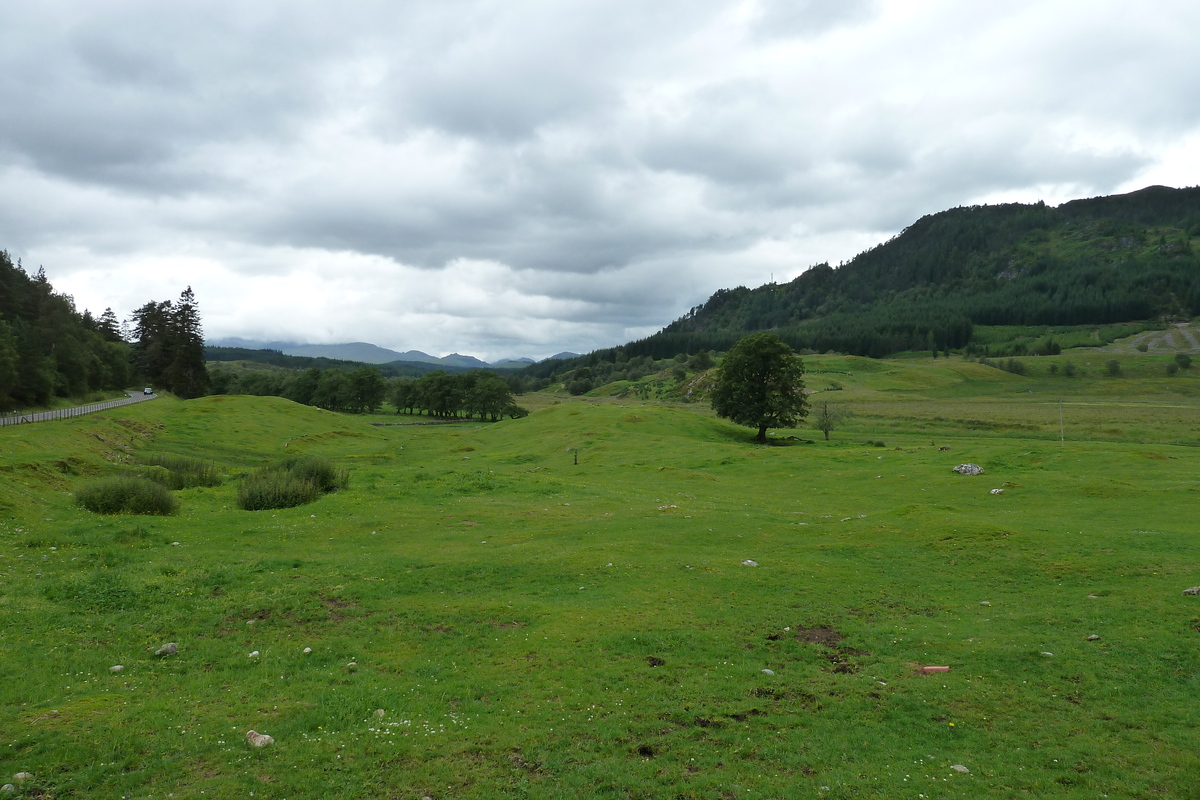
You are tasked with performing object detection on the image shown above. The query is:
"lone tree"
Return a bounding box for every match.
[711,332,808,442]
[812,399,846,441]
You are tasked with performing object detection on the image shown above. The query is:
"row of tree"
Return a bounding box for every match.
[391,370,524,421]
[209,366,388,413]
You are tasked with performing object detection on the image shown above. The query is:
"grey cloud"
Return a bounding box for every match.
[750,0,877,40]
[3,0,1199,359]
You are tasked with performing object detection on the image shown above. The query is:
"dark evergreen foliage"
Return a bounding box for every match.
[639,185,1200,358]
[131,287,210,398]
[0,250,133,407]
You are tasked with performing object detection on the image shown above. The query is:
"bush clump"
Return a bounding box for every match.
[237,456,348,511]
[135,454,222,490]
[76,477,179,515]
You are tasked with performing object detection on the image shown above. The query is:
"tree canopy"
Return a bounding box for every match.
[710,332,808,442]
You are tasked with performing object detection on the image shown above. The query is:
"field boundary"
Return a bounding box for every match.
[0,391,157,427]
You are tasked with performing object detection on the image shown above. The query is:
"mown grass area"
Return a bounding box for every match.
[1,361,1199,798]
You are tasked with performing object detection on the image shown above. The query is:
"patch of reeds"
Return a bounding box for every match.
[138,454,222,489]
[237,456,348,511]
[76,477,179,515]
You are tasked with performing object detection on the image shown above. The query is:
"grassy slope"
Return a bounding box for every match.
[1,368,1198,798]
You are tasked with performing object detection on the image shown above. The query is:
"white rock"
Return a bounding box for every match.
[1040,651,1054,656]
[347,661,358,669]
[1,784,13,792]
[171,541,180,546]
[246,730,274,747]
[953,463,984,476]
[741,560,759,567]
[761,668,775,675]
[13,774,32,782]
[155,642,178,657]
[1086,634,1100,641]
[979,601,991,606]
[375,708,386,718]
[951,764,969,773]
[109,665,124,673]
[989,488,1003,495]
[249,651,260,658]
[303,647,312,654]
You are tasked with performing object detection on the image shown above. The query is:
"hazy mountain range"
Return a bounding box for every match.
[206,338,579,367]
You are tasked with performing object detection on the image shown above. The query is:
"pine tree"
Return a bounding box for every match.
[165,287,209,399]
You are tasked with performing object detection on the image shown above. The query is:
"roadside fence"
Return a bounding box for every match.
[0,392,157,427]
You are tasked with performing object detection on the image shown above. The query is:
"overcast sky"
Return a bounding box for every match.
[2,0,1199,360]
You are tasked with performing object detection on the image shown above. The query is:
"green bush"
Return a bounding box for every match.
[76,477,179,515]
[278,455,348,493]
[237,456,347,511]
[138,454,221,489]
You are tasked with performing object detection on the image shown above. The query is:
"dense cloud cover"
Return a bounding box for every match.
[2,0,1198,360]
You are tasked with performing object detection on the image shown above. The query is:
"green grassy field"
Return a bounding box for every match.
[1,355,1199,798]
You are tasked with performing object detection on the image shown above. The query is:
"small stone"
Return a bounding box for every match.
[741,560,758,567]
[1,784,13,793]
[249,651,260,658]
[347,661,357,669]
[1182,586,1200,596]
[877,681,887,686]
[171,541,180,546]
[979,601,991,606]
[921,665,950,673]
[1040,651,1054,656]
[109,665,124,673]
[375,708,385,718]
[303,647,312,654]
[761,668,775,675]
[1086,634,1100,641]
[155,642,178,657]
[953,463,984,476]
[950,764,969,773]
[1087,594,1100,599]
[13,774,32,782]
[246,730,274,747]
[989,488,1003,495]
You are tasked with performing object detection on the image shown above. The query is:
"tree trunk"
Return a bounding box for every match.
[756,424,768,442]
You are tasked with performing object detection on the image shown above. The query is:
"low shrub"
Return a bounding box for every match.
[140,454,222,489]
[237,456,347,511]
[76,477,179,515]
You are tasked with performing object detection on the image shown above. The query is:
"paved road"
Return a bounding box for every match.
[0,392,158,427]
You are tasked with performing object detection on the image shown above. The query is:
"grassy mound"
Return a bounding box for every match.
[75,476,179,515]
[237,455,348,510]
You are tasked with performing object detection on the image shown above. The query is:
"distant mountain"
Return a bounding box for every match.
[205,337,583,368]
[543,352,582,362]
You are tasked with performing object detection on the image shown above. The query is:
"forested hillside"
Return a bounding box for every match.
[631,185,1200,358]
[0,251,131,407]
[0,251,207,407]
